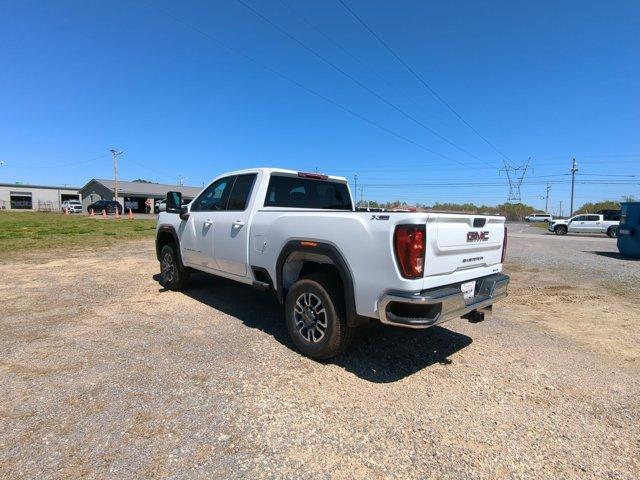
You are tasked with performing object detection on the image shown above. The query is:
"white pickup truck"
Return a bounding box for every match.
[156,168,509,359]
[548,214,619,237]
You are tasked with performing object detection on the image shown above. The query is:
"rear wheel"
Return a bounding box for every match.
[554,225,567,235]
[285,273,354,360]
[160,244,189,290]
[607,226,618,238]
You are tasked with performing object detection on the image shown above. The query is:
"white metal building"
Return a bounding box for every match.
[0,183,81,211]
[0,179,202,213]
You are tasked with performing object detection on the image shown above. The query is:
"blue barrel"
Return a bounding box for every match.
[617,202,640,258]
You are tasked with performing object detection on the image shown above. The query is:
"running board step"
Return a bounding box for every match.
[252,280,271,291]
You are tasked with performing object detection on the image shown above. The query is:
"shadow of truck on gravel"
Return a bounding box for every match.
[155,271,472,383]
[587,250,640,261]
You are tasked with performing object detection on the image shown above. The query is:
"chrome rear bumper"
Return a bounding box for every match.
[378,273,510,329]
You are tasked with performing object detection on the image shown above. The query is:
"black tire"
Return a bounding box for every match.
[607,226,618,238]
[285,273,355,360]
[554,225,567,235]
[159,244,189,290]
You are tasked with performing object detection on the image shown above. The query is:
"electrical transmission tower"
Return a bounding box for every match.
[499,159,532,203]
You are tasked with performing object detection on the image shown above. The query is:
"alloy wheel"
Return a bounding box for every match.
[161,252,175,283]
[293,292,328,343]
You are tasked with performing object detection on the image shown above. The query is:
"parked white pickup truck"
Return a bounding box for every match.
[156,168,509,359]
[548,214,619,237]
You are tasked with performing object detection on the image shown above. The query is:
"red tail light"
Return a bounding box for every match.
[394,225,425,279]
[501,226,508,263]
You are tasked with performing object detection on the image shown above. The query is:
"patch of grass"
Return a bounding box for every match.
[0,211,156,255]
[530,221,551,229]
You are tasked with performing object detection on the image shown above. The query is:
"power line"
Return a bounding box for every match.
[234,0,493,168]
[277,0,470,153]
[1,154,110,169]
[146,3,474,167]
[336,0,512,164]
[360,179,640,188]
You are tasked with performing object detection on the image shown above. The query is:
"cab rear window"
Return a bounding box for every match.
[264,175,352,210]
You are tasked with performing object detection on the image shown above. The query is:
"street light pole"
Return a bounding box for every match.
[544,183,551,213]
[110,149,123,205]
[569,158,578,216]
[353,174,358,207]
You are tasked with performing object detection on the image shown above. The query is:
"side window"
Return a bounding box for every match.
[264,175,352,210]
[572,215,586,222]
[621,205,628,224]
[587,215,600,221]
[227,174,257,211]
[191,177,233,212]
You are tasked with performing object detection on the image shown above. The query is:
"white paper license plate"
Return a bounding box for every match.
[461,281,476,301]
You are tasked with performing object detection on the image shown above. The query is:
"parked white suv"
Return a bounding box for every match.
[525,213,553,223]
[155,200,166,213]
[61,200,82,213]
[155,168,509,359]
[548,214,619,237]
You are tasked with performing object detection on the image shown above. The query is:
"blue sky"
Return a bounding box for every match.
[1,0,638,211]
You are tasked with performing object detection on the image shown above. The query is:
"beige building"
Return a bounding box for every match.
[80,179,201,213]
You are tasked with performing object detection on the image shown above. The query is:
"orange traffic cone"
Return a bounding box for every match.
[64,207,69,215]
[128,208,133,219]
[115,208,121,218]
[102,209,107,218]
[89,208,94,216]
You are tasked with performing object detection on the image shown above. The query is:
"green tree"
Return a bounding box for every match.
[574,200,620,214]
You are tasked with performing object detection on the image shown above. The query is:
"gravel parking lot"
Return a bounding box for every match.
[1,224,639,479]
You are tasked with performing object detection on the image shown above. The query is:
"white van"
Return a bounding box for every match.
[525,213,553,223]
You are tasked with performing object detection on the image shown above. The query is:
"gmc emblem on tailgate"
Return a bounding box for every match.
[467,231,490,242]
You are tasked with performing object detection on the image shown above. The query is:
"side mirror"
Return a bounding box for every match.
[179,205,190,220]
[166,191,183,214]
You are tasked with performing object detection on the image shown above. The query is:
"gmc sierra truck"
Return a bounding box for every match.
[156,168,509,359]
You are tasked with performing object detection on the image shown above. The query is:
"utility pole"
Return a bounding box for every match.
[178,175,188,186]
[110,149,123,203]
[353,174,358,205]
[544,183,551,213]
[559,200,563,218]
[360,186,364,207]
[570,158,578,216]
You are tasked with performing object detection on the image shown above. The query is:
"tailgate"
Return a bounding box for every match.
[425,214,505,277]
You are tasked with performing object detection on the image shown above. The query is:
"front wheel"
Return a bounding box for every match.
[607,226,618,238]
[554,225,568,235]
[159,244,189,290]
[285,273,355,360]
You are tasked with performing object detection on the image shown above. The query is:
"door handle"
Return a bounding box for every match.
[233,220,245,228]
[204,219,213,227]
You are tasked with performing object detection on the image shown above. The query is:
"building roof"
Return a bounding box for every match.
[0,182,81,191]
[81,179,202,198]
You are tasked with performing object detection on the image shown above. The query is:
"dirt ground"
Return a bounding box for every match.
[1,228,639,479]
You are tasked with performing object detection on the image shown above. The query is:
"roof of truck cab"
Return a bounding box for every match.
[219,168,348,183]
